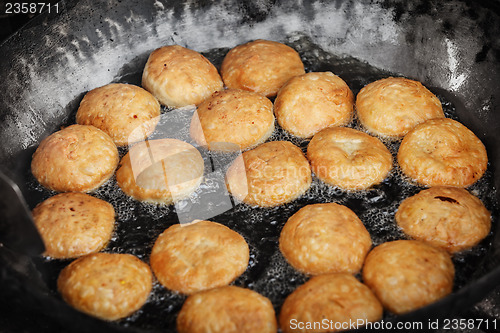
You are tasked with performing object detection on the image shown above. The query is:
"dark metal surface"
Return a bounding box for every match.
[0,170,44,256]
[1,0,500,332]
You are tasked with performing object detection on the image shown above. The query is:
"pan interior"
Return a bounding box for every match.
[22,35,499,332]
[1,0,500,331]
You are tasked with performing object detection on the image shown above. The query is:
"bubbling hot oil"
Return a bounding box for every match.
[26,36,498,331]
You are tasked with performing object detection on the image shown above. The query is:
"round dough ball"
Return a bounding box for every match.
[279,203,372,275]
[150,220,249,294]
[279,274,383,333]
[275,72,354,138]
[362,240,455,314]
[356,77,444,137]
[116,139,204,204]
[57,253,152,321]
[32,193,115,259]
[307,127,392,190]
[226,141,312,207]
[177,286,277,333]
[397,118,488,187]
[190,89,275,151]
[221,39,305,97]
[396,187,491,253]
[142,45,223,107]
[76,83,161,146]
[31,124,119,193]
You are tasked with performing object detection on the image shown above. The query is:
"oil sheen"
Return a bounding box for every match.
[26,36,498,331]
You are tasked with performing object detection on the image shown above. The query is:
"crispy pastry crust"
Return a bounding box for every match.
[116,139,204,204]
[356,77,444,137]
[226,141,312,207]
[396,186,491,253]
[177,286,277,333]
[279,274,383,333]
[142,45,223,107]
[150,221,249,294]
[190,89,275,151]
[275,72,354,138]
[221,39,305,97]
[307,127,392,190]
[31,124,118,192]
[279,203,372,275]
[397,118,488,187]
[32,192,115,259]
[57,253,152,321]
[76,83,160,146]
[362,240,455,314]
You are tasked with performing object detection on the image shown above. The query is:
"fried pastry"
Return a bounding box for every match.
[76,83,160,146]
[279,203,372,275]
[362,240,455,314]
[226,141,312,207]
[58,253,152,321]
[307,127,392,190]
[190,89,275,151]
[142,45,223,107]
[397,118,488,187]
[396,186,491,253]
[31,124,118,192]
[116,139,204,204]
[356,77,444,137]
[177,286,277,333]
[275,72,354,138]
[221,39,305,97]
[150,220,249,294]
[279,274,383,333]
[32,192,115,259]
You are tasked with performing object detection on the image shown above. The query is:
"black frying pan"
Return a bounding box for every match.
[1,0,500,332]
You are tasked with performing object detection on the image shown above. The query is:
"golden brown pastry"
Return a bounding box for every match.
[307,127,392,190]
[226,141,312,207]
[279,203,372,275]
[142,45,223,107]
[150,220,249,294]
[396,187,491,253]
[57,253,152,321]
[274,72,354,138]
[31,124,119,193]
[32,192,115,259]
[76,83,161,146]
[221,39,305,97]
[279,274,383,333]
[177,286,277,333]
[362,240,455,314]
[116,138,204,204]
[190,89,275,151]
[397,118,488,187]
[356,77,444,137]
